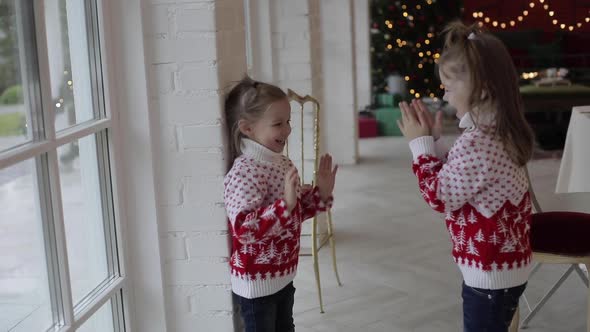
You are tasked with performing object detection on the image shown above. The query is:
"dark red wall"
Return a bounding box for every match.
[462,1,590,57]
[463,0,590,33]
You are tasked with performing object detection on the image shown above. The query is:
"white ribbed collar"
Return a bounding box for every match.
[241,138,283,163]
[459,112,496,129]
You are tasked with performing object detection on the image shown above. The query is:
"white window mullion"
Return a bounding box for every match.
[95,0,126,281]
[95,0,131,330]
[46,149,75,327]
[95,0,115,121]
[103,127,131,332]
[0,140,53,169]
[33,154,66,330]
[54,118,110,144]
[1,0,126,330]
[65,0,95,124]
[33,0,56,142]
[72,277,126,329]
[33,0,76,329]
[113,288,128,332]
[95,131,119,276]
[14,0,45,144]
[0,119,110,170]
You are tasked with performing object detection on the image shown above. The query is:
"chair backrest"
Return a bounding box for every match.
[285,89,321,185]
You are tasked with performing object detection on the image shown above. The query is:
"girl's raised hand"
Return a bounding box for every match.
[397,101,430,140]
[284,167,300,212]
[412,99,443,141]
[316,154,338,202]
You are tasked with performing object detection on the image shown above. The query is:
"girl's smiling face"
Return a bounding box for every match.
[240,97,292,153]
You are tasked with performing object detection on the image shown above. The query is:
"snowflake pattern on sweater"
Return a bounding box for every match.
[409,118,532,289]
[224,139,332,298]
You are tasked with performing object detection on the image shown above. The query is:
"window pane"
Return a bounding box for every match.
[58,134,109,305]
[77,299,114,332]
[0,2,31,152]
[45,0,99,131]
[0,159,53,331]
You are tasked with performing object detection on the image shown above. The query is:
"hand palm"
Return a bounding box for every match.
[414,99,442,140]
[316,154,337,201]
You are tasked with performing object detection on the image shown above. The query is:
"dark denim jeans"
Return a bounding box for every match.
[462,281,526,332]
[235,282,296,332]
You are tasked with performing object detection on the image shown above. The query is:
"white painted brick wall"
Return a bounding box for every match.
[155,93,222,124]
[164,260,230,285]
[320,0,359,165]
[247,0,275,82]
[140,0,365,328]
[267,0,330,248]
[162,232,189,261]
[175,4,216,31]
[354,0,372,108]
[151,63,176,95]
[187,232,231,257]
[273,0,313,94]
[158,150,225,177]
[189,286,233,312]
[143,0,246,330]
[165,285,234,331]
[279,0,309,17]
[177,62,220,91]
[151,34,218,63]
[281,62,312,81]
[146,4,171,37]
[159,203,228,232]
[277,47,311,66]
[180,122,225,149]
[309,0,324,102]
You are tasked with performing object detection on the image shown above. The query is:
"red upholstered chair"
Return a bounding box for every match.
[510,168,590,332]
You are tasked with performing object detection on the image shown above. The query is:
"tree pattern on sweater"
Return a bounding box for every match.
[224,154,332,283]
[411,130,532,273]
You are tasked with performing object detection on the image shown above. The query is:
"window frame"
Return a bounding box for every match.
[0,0,130,331]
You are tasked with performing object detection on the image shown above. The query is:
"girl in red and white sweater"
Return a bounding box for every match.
[397,22,536,332]
[223,76,337,332]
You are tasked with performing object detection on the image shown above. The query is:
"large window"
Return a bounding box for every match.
[0,1,126,331]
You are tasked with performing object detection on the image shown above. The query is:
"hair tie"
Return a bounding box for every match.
[467,32,476,40]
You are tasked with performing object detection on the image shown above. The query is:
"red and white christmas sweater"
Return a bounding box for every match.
[224,139,333,299]
[408,113,532,290]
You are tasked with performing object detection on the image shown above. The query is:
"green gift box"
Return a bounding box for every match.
[376,93,403,107]
[375,107,402,136]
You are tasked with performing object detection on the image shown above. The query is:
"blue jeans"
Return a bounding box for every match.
[462,281,526,332]
[234,282,296,332]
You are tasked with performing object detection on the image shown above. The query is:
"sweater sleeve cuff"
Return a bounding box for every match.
[409,136,436,161]
[277,199,292,221]
[313,187,333,209]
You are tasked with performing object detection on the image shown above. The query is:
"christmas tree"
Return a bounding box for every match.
[370,0,463,99]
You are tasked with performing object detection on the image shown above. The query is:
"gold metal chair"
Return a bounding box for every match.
[286,89,342,314]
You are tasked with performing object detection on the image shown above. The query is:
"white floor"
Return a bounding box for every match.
[293,136,587,332]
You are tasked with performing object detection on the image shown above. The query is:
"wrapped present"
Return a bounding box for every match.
[375,93,403,107]
[358,117,378,138]
[375,107,403,136]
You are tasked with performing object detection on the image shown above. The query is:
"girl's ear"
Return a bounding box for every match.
[238,119,252,138]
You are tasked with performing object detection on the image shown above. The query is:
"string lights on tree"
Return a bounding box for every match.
[371,0,462,99]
